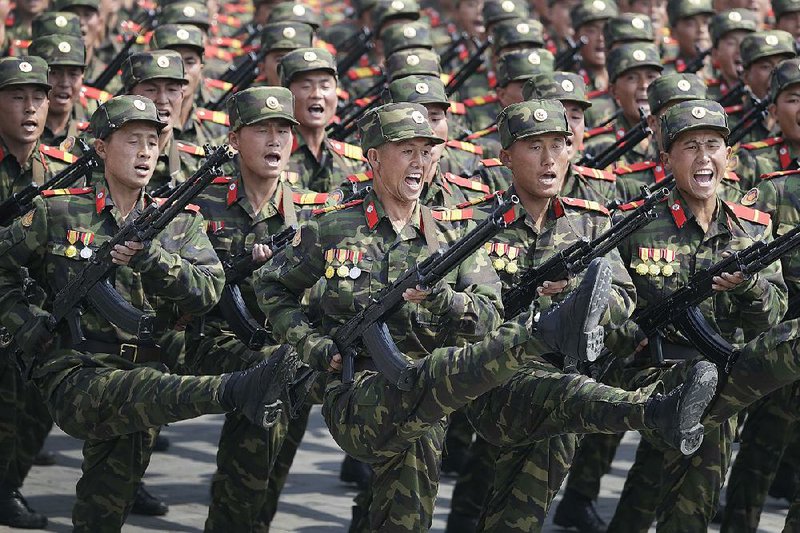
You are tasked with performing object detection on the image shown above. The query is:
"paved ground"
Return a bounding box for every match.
[11,408,789,532]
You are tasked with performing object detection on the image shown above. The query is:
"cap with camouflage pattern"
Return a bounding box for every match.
[52,0,99,11]
[740,30,797,69]
[660,99,729,151]
[607,42,662,82]
[386,48,441,81]
[357,102,444,152]
[381,22,434,57]
[122,50,188,92]
[523,72,592,108]
[483,0,530,26]
[90,95,167,139]
[647,73,707,115]
[497,49,555,87]
[279,47,337,86]
[604,14,653,48]
[32,12,83,40]
[160,2,210,28]
[666,0,713,26]
[151,24,205,54]
[769,57,800,102]
[710,9,758,46]
[571,0,619,29]
[29,35,86,68]
[373,0,421,33]
[0,56,51,92]
[261,22,315,51]
[268,2,323,30]
[227,86,299,130]
[385,74,449,107]
[492,18,545,52]
[498,99,572,149]
[774,0,800,19]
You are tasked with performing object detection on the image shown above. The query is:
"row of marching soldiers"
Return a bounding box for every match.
[1,0,800,531]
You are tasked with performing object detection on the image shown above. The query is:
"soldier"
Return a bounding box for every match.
[255,101,613,531]
[257,22,315,87]
[706,9,758,104]
[0,0,49,55]
[603,12,654,49]
[661,0,714,77]
[0,93,299,532]
[52,0,111,92]
[775,0,800,41]
[279,48,369,192]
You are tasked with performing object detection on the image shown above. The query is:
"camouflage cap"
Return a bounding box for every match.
[498,99,572,149]
[571,0,619,29]
[492,18,545,52]
[769,57,800,102]
[52,0,99,11]
[385,74,449,107]
[89,95,167,139]
[357,102,444,151]
[28,35,86,68]
[32,12,82,40]
[483,0,530,26]
[666,0,713,26]
[151,24,205,54]
[709,9,758,46]
[267,2,323,30]
[381,22,434,57]
[740,30,797,69]
[279,47,337,86]
[386,48,441,81]
[159,2,210,28]
[373,0,421,33]
[122,50,188,91]
[227,86,298,130]
[522,72,591,108]
[660,99,729,151]
[647,73,707,115]
[607,42,662,82]
[774,0,800,18]
[604,14,653,48]
[0,56,51,92]
[261,22,315,51]
[496,49,555,87]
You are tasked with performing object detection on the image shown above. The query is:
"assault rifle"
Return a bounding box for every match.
[727,93,770,147]
[88,9,157,90]
[218,225,297,349]
[0,139,98,227]
[680,46,712,75]
[336,27,374,77]
[205,46,271,110]
[718,81,746,109]
[335,188,519,389]
[445,38,491,97]
[633,221,800,372]
[502,186,669,319]
[554,36,588,71]
[578,108,652,169]
[329,75,386,140]
[49,145,235,346]
[440,32,473,71]
[596,108,622,129]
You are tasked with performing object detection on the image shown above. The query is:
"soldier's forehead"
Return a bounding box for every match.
[288,70,336,83]
[385,137,437,148]
[243,117,295,128]
[110,120,160,136]
[673,129,726,144]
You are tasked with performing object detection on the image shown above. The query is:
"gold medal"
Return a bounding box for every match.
[661,264,674,277]
[337,265,350,278]
[505,261,518,274]
[65,245,78,258]
[635,263,649,276]
[648,263,661,276]
[325,266,335,279]
[493,258,506,271]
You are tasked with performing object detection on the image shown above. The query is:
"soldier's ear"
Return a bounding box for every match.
[768,102,778,122]
[367,147,380,169]
[659,150,670,171]
[94,138,107,161]
[228,130,240,151]
[499,149,512,170]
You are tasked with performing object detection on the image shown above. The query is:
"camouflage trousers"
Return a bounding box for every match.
[33,351,226,533]
[322,318,533,532]
[447,433,497,526]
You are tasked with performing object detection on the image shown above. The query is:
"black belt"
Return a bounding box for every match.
[74,340,162,364]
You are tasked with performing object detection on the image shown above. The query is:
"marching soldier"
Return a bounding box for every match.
[257,21,315,87]
[52,0,114,93]
[661,0,714,78]
[0,0,48,55]
[706,9,758,104]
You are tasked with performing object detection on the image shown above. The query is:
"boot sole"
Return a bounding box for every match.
[578,261,613,362]
[677,361,718,455]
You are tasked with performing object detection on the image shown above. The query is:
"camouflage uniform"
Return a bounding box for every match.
[705,9,758,104]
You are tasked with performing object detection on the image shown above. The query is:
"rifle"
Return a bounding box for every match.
[718,81,746,109]
[596,108,622,130]
[329,91,385,141]
[336,27,374,77]
[334,188,519,390]
[206,46,271,110]
[88,9,156,90]
[440,31,472,71]
[48,145,235,346]
[680,46,712,75]
[502,186,669,319]
[554,35,588,72]
[218,225,297,349]
[633,220,800,372]
[727,93,770,147]
[331,73,387,135]
[578,108,652,169]
[445,38,491,98]
[0,139,98,227]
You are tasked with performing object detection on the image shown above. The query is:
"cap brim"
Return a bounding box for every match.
[0,80,53,92]
[669,124,729,148]
[240,114,300,128]
[116,117,168,135]
[508,128,572,148]
[385,131,445,145]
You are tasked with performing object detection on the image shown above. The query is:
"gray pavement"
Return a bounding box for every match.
[8,408,788,532]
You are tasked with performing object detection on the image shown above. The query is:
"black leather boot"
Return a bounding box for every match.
[553,488,607,533]
[0,483,47,529]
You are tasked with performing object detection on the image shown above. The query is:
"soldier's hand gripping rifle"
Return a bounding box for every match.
[502,186,669,319]
[334,188,519,390]
[727,92,770,147]
[445,38,491,98]
[0,139,98,227]
[633,221,800,373]
[217,225,297,349]
[554,35,588,71]
[88,9,157,90]
[578,108,652,169]
[48,145,235,346]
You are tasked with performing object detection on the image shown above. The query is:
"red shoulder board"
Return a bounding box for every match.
[205,78,234,91]
[205,45,234,62]
[446,139,483,155]
[212,176,234,184]
[346,171,373,183]
[41,187,93,197]
[454,191,497,209]
[39,144,77,163]
[336,87,350,101]
[293,192,329,205]
[347,66,381,81]
[706,78,721,87]
[449,101,466,115]
[195,108,230,126]
[328,140,365,161]
[724,104,743,115]
[217,14,243,28]
[725,202,771,225]
[573,165,616,182]
[313,198,364,216]
[587,88,609,99]
[480,158,503,167]
[760,169,800,180]
[430,207,475,221]
[617,199,645,211]
[153,197,200,212]
[444,173,490,193]
[319,40,338,55]
[77,121,90,131]
[176,142,205,156]
[463,93,499,107]
[81,85,113,103]
[584,124,614,139]
[465,124,498,141]
[741,136,784,151]
[724,171,740,182]
[560,196,610,215]
[614,161,656,175]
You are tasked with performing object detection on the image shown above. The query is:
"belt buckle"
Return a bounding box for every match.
[120,343,139,363]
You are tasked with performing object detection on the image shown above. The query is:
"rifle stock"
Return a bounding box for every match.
[336,28,373,77]
[681,47,711,74]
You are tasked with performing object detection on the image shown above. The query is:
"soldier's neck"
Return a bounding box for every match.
[683,195,716,233]
[1,134,37,167]
[106,179,141,219]
[158,128,172,152]
[179,93,194,129]
[46,108,71,137]
[375,187,415,228]
[240,168,280,213]
[517,191,550,232]
[297,125,326,161]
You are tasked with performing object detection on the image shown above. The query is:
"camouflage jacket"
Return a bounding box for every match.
[0,181,223,376]
[149,136,208,194]
[286,132,369,193]
[462,124,502,160]
[463,93,502,139]
[0,139,76,200]
[41,106,91,148]
[438,141,484,178]
[577,67,616,128]
[735,135,798,191]
[175,105,230,147]
[582,113,659,169]
[254,189,504,370]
